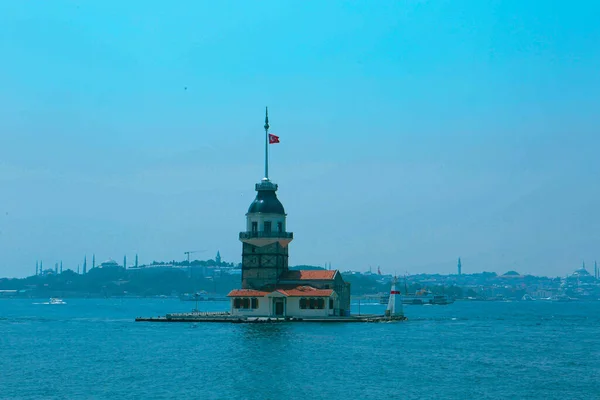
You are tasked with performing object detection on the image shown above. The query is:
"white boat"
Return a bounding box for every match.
[521,294,535,301]
[379,290,454,305]
[49,298,66,305]
[402,291,454,305]
[180,291,209,302]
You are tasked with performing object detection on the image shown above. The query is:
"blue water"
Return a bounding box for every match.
[1,299,599,400]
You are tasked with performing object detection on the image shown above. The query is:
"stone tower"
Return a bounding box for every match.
[239,108,293,290]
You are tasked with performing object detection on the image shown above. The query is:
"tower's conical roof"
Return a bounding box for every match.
[247,189,285,214]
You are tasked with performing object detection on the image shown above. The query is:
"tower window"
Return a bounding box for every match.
[277,222,283,232]
[251,222,258,233]
[264,221,272,233]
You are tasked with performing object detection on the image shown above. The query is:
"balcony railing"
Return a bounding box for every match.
[239,231,293,240]
[256,181,278,191]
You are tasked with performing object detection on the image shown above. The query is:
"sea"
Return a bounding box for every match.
[0,299,599,400]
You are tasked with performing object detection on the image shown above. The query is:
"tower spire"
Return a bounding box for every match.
[264,107,270,181]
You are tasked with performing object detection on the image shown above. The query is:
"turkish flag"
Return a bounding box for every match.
[268,134,280,144]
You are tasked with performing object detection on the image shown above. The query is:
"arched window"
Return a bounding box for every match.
[300,298,307,309]
[251,298,258,309]
[309,298,316,309]
[317,298,325,309]
[242,298,250,309]
[234,298,241,309]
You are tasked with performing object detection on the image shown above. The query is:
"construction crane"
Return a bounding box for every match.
[184,250,207,278]
[184,250,207,265]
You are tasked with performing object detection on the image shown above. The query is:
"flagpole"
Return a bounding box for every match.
[264,106,270,180]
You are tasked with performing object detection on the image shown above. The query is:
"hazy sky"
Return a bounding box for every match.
[1,1,599,278]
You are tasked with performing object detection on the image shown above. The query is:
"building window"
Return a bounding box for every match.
[277,222,283,232]
[264,221,272,233]
[251,298,258,309]
[329,298,334,309]
[300,298,307,309]
[234,298,241,309]
[242,298,250,309]
[300,297,307,310]
[298,298,327,310]
[251,222,258,233]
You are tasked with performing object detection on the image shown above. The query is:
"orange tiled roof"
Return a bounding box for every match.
[281,270,337,281]
[227,289,269,297]
[275,285,334,297]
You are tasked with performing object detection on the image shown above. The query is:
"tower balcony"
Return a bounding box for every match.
[239,231,293,248]
[256,181,278,191]
[239,231,293,240]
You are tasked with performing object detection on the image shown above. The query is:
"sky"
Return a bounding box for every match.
[1,0,599,278]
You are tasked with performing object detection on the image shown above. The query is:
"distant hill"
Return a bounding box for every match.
[289,265,326,271]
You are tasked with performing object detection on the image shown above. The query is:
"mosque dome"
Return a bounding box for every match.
[247,189,285,215]
[572,268,590,276]
[100,259,119,268]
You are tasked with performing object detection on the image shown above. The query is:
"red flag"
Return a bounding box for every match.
[268,134,280,144]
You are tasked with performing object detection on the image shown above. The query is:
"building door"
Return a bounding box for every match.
[275,300,284,316]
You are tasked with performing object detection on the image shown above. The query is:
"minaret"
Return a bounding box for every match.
[123,255,127,270]
[458,257,462,275]
[385,276,404,318]
[36,261,39,276]
[60,261,63,274]
[239,108,293,290]
[595,261,598,279]
[54,263,58,274]
[77,264,80,274]
[216,251,222,265]
[92,254,96,269]
[135,254,139,268]
[83,256,87,275]
[40,261,43,275]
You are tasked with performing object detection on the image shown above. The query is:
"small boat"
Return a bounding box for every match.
[49,298,66,305]
[180,291,208,302]
[379,294,390,304]
[521,294,535,301]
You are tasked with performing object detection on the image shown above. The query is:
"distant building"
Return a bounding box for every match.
[569,263,595,283]
[501,270,521,278]
[227,109,351,318]
[96,259,120,269]
[215,251,222,265]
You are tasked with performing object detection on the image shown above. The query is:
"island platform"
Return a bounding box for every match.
[135,311,406,323]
